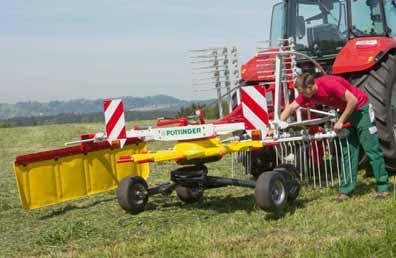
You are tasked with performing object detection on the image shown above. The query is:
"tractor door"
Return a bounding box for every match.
[349,0,386,36]
[384,0,396,37]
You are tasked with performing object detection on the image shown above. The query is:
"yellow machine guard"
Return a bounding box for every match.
[14,142,149,210]
[131,138,263,163]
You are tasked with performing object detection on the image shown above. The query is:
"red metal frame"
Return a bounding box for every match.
[15,134,142,166]
[156,117,189,127]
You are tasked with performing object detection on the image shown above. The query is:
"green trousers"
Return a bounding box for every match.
[339,104,390,194]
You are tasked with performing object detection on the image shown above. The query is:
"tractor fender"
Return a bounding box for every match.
[332,37,396,75]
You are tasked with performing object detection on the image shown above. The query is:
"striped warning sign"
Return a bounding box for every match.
[240,85,269,130]
[103,99,127,148]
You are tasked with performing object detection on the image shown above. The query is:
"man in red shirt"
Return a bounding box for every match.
[281,73,390,201]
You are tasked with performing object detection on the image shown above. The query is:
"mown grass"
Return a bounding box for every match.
[1,122,396,258]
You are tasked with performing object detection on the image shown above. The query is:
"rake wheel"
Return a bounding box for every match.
[116,176,148,213]
[175,185,204,203]
[273,164,300,202]
[255,171,288,212]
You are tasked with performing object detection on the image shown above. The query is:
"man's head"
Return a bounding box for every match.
[295,73,317,98]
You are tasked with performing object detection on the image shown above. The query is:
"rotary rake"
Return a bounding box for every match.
[12,38,354,214]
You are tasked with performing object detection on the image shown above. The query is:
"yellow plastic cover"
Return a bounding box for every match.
[131,138,263,163]
[14,143,149,210]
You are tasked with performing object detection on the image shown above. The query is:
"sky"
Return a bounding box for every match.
[0,0,279,103]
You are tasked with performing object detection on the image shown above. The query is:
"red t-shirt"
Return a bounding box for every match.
[295,75,368,111]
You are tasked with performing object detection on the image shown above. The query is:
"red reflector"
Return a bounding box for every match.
[175,156,186,162]
[136,158,154,164]
[117,155,133,163]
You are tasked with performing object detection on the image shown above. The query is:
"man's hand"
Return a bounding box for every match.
[333,121,344,132]
[280,101,300,121]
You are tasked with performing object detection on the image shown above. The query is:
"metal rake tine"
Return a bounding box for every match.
[283,142,288,163]
[345,137,353,184]
[285,141,289,158]
[326,139,334,186]
[314,140,322,187]
[310,142,316,187]
[291,141,297,168]
[279,142,285,164]
[288,142,293,165]
[338,137,347,186]
[296,141,300,179]
[307,142,311,184]
[278,143,282,164]
[284,142,289,163]
[322,141,329,187]
[307,142,312,184]
[303,142,308,183]
[333,138,341,186]
[286,142,290,164]
[297,142,303,181]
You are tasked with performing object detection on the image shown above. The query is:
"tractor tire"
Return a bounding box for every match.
[255,171,288,212]
[175,185,204,203]
[349,53,396,171]
[116,176,148,213]
[273,164,300,202]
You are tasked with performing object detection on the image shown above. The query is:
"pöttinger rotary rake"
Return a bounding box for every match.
[108,43,357,212]
[13,40,354,214]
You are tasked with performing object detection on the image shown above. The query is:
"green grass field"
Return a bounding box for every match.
[1,123,396,258]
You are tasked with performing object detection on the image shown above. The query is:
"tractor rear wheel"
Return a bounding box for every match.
[350,53,396,171]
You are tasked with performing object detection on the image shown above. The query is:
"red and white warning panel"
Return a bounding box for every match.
[103,99,127,148]
[240,85,269,131]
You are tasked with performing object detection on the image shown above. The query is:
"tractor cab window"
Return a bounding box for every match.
[294,0,347,57]
[270,2,285,47]
[384,0,396,37]
[351,0,385,36]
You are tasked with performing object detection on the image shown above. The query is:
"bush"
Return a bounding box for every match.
[0,123,13,128]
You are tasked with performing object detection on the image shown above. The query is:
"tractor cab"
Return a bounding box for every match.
[271,0,396,70]
[236,0,396,172]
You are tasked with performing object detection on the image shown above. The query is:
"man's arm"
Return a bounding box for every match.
[280,100,300,121]
[334,89,358,131]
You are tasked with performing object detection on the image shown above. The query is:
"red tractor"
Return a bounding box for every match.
[241,0,396,172]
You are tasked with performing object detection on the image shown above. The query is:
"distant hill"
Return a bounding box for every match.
[0,95,213,120]
[0,110,179,127]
